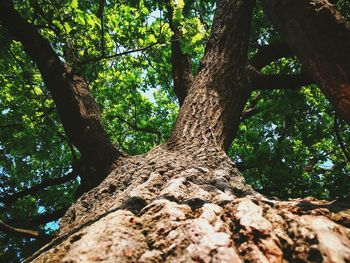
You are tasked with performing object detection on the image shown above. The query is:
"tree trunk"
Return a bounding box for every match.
[21,1,350,262]
[261,0,350,122]
[25,146,350,263]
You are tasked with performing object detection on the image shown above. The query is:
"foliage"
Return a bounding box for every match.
[0,0,349,261]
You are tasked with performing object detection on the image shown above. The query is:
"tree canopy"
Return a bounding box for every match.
[0,0,349,261]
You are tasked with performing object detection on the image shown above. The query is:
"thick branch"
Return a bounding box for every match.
[0,219,39,238]
[244,65,313,120]
[0,171,78,206]
[28,208,68,227]
[166,4,193,105]
[249,68,314,91]
[0,2,122,190]
[169,0,255,151]
[250,42,293,70]
[8,207,68,229]
[261,0,350,122]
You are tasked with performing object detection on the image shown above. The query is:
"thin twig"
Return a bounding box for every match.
[0,170,78,206]
[116,115,161,144]
[98,0,105,57]
[334,112,350,162]
[78,42,161,66]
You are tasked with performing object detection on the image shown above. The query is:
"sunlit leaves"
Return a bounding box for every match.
[0,39,77,261]
[70,0,78,9]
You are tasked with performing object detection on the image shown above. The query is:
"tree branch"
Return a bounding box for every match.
[261,0,350,122]
[0,107,55,129]
[235,161,256,171]
[78,42,161,66]
[0,2,123,191]
[334,113,350,162]
[32,2,61,35]
[97,0,105,57]
[0,219,39,238]
[249,67,313,91]
[28,207,67,227]
[242,68,313,121]
[240,92,262,121]
[250,42,293,70]
[8,207,68,229]
[166,4,193,105]
[0,122,22,129]
[0,170,78,206]
[241,107,260,121]
[116,116,161,144]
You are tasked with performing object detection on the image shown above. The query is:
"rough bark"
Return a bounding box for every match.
[261,0,350,122]
[7,0,350,262]
[0,2,122,191]
[169,0,254,152]
[25,150,350,262]
[22,1,350,262]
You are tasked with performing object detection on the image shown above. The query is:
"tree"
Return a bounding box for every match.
[0,0,349,262]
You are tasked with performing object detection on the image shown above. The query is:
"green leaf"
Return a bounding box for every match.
[71,0,78,9]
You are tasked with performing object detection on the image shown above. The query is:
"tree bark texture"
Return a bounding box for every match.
[24,145,350,262]
[21,1,350,262]
[1,0,350,262]
[28,179,350,262]
[169,0,254,152]
[261,0,350,122]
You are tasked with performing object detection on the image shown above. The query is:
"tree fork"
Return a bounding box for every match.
[169,0,255,152]
[23,0,258,260]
